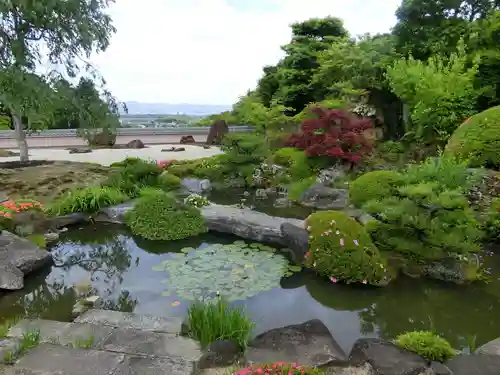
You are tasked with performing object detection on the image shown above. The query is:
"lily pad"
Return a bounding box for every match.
[153,240,300,302]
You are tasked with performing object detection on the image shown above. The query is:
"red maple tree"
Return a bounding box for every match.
[285,107,373,163]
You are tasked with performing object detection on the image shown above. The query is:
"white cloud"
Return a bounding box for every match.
[90,0,400,105]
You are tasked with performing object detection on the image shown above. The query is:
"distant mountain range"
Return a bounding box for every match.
[121,102,231,116]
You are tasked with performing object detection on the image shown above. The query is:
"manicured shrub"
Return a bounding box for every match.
[104,158,164,196]
[364,182,483,261]
[349,170,404,208]
[158,171,181,190]
[445,105,500,169]
[305,211,389,285]
[125,192,207,240]
[185,298,254,350]
[47,187,128,215]
[395,331,456,362]
[273,147,313,180]
[286,107,373,164]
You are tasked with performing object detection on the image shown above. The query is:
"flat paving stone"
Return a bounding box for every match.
[99,327,202,361]
[12,343,126,375]
[113,354,196,375]
[75,309,181,333]
[8,319,114,348]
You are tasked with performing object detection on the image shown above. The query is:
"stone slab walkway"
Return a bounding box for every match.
[0,309,202,375]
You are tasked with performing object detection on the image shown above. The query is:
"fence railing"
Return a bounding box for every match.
[0,125,254,138]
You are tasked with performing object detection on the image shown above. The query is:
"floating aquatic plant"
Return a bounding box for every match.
[152,241,301,302]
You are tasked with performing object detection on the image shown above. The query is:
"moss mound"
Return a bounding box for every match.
[158,171,181,190]
[395,331,456,362]
[349,170,404,208]
[305,211,389,285]
[445,106,500,169]
[126,192,207,240]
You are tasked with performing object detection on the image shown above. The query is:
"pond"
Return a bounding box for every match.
[1,223,500,354]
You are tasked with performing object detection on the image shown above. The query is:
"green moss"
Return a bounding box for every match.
[125,192,207,240]
[349,170,403,208]
[26,234,46,249]
[395,331,456,362]
[305,211,389,285]
[445,106,500,169]
[288,176,317,201]
[158,171,181,190]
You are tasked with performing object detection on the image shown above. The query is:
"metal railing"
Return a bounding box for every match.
[0,125,253,138]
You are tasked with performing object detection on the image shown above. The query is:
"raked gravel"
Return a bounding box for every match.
[0,145,223,166]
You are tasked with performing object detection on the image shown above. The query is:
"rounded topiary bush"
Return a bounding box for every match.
[395,331,456,362]
[125,192,207,240]
[349,170,404,208]
[445,106,500,169]
[304,211,390,285]
[159,171,181,190]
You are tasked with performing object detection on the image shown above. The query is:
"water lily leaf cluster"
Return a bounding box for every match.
[152,241,301,302]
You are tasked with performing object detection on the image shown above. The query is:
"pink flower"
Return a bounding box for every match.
[362,280,367,284]
[329,276,338,283]
[339,238,345,247]
[305,251,310,259]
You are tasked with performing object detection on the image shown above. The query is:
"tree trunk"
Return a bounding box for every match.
[402,103,410,133]
[12,113,29,162]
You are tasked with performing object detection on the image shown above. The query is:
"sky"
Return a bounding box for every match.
[90,0,401,105]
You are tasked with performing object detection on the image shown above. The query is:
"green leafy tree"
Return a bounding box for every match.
[0,0,116,161]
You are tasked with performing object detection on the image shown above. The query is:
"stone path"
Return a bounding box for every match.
[0,309,203,375]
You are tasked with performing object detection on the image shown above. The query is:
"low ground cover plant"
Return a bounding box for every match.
[395,331,456,362]
[185,297,254,350]
[233,363,326,375]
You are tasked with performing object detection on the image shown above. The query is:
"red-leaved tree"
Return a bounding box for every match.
[285,107,373,163]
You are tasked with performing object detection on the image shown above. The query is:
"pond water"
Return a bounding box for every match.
[1,223,500,353]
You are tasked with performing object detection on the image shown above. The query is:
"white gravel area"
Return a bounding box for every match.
[0,145,223,166]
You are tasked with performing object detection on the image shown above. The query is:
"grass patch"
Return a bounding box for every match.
[3,329,41,364]
[185,298,254,350]
[71,336,95,349]
[47,186,128,215]
[0,318,19,338]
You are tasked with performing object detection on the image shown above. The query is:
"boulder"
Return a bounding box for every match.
[317,166,346,186]
[0,230,53,290]
[68,147,92,154]
[476,337,500,356]
[299,184,349,210]
[349,338,428,375]
[125,139,145,149]
[162,147,185,152]
[198,340,242,369]
[280,223,308,264]
[200,204,304,246]
[446,354,500,375]
[206,120,229,145]
[181,178,211,194]
[246,319,347,367]
[180,135,196,144]
[422,258,477,284]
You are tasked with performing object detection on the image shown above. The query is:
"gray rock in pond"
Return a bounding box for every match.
[200,204,304,246]
[182,178,211,194]
[476,337,500,356]
[299,184,349,210]
[422,258,474,284]
[44,232,59,243]
[246,319,347,367]
[0,262,24,290]
[68,147,92,154]
[429,361,454,375]
[349,338,428,375]
[0,230,53,290]
[95,201,136,225]
[446,354,500,375]
[280,223,308,264]
[198,340,242,369]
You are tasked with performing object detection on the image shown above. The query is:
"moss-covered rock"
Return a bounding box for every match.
[304,211,390,285]
[445,106,500,169]
[158,171,181,190]
[349,170,404,208]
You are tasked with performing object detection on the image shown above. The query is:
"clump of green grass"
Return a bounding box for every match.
[71,336,94,349]
[185,297,254,350]
[47,186,128,215]
[395,330,456,362]
[3,328,41,364]
[0,317,20,338]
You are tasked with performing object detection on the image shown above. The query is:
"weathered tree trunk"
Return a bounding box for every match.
[12,113,29,162]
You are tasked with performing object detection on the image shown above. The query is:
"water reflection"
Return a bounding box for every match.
[0,223,499,354]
